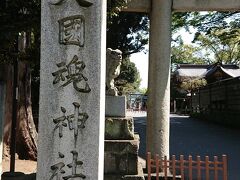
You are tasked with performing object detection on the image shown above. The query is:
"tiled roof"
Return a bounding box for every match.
[175,63,240,78]
[227,69,240,77]
[176,68,206,77]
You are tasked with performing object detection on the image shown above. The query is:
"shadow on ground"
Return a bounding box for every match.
[1,172,36,180]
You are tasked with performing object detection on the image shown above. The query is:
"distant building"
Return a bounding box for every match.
[171,62,240,114]
[191,76,240,127]
[174,62,240,84]
[127,93,147,111]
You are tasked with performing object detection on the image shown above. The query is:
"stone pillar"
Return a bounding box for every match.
[147,0,172,158]
[37,0,106,180]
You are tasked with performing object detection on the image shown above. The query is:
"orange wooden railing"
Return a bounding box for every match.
[147,152,228,180]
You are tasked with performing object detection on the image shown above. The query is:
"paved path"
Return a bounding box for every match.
[133,114,240,180]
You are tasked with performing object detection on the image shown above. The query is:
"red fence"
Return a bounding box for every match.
[147,152,228,180]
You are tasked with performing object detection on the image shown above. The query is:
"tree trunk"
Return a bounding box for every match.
[2,62,38,160]
[16,61,38,160]
[3,65,13,159]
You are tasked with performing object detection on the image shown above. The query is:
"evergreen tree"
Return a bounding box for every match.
[107,1,148,94]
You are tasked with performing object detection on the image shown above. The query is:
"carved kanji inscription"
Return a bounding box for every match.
[53,102,88,141]
[58,15,85,47]
[53,107,68,138]
[50,162,65,180]
[49,0,93,7]
[50,151,85,180]
[63,151,86,179]
[52,55,91,93]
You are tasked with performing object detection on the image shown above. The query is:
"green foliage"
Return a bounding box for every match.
[107,1,148,93]
[115,57,141,95]
[172,12,194,32]
[180,78,207,91]
[172,12,240,33]
[193,28,240,65]
[107,0,149,57]
[107,12,149,57]
[107,0,127,24]
[186,12,240,33]
[171,12,240,66]
[171,43,208,70]
[138,88,147,94]
[0,0,40,64]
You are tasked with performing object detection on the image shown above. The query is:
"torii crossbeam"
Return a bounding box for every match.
[124,0,240,12]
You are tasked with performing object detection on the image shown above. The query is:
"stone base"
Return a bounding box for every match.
[104,135,139,174]
[105,96,126,117]
[105,117,134,140]
[104,162,145,180]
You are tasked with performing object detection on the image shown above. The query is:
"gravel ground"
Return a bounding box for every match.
[2,159,37,174]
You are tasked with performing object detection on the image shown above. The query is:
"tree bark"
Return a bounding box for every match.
[2,62,38,160]
[3,65,13,159]
[16,61,38,160]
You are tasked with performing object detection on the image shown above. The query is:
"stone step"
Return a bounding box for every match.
[105,116,134,140]
[104,135,140,174]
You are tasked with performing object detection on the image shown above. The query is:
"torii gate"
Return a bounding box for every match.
[124,0,240,158]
